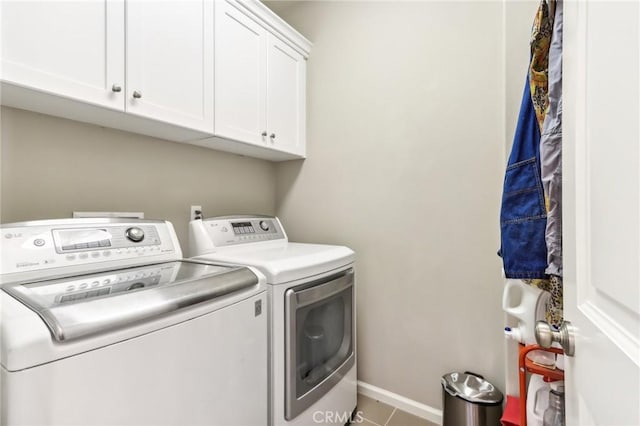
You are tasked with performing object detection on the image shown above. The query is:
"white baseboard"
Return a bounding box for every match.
[357,381,442,425]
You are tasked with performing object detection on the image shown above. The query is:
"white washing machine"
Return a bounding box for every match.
[189,216,357,426]
[0,218,268,426]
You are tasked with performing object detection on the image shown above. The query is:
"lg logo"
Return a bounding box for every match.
[312,410,365,424]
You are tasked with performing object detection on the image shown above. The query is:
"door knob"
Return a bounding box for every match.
[132,91,142,99]
[261,131,267,137]
[111,84,122,93]
[270,133,276,139]
[535,320,575,357]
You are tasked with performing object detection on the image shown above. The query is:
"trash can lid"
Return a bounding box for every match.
[441,372,503,404]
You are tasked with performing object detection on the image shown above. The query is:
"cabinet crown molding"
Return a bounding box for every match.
[236,0,312,58]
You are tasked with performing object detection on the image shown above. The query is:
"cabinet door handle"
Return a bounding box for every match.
[270,133,276,139]
[132,91,142,99]
[111,84,122,93]
[261,131,268,137]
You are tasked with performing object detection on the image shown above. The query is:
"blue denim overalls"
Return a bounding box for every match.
[499,76,548,279]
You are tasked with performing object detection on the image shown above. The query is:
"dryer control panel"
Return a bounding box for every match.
[0,218,181,282]
[190,216,286,253]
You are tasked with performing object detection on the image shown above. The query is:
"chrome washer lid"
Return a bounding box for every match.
[441,372,503,404]
[3,260,259,342]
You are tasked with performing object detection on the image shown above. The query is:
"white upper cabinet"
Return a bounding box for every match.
[1,0,125,110]
[214,0,267,145]
[212,0,310,158]
[126,0,214,133]
[0,0,310,161]
[266,33,306,155]
[1,0,214,134]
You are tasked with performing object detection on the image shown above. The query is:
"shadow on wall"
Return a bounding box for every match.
[275,159,304,214]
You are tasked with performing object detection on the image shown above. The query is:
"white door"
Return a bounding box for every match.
[126,0,214,133]
[563,1,640,424]
[266,33,306,155]
[0,0,125,110]
[213,0,267,146]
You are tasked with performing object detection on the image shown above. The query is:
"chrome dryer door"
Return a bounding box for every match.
[285,269,355,420]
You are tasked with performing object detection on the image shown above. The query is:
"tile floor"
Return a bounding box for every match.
[356,394,438,426]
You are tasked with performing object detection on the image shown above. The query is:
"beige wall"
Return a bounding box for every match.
[267,1,507,409]
[0,107,276,246]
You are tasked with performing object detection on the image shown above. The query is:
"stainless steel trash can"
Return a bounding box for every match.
[441,371,503,426]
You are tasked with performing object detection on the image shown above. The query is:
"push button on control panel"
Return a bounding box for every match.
[62,240,111,251]
[33,238,46,247]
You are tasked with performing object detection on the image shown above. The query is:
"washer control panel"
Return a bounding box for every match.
[200,216,285,247]
[0,219,179,278]
[52,225,160,253]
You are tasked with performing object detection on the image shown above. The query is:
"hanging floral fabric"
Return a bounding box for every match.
[529,0,553,131]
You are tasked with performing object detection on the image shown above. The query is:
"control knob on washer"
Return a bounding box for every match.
[125,227,145,242]
[259,221,270,231]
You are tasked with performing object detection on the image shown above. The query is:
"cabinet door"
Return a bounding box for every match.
[126,0,214,133]
[0,0,125,110]
[214,0,267,146]
[266,34,306,155]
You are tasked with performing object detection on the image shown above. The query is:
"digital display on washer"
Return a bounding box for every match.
[232,222,255,235]
[55,228,112,251]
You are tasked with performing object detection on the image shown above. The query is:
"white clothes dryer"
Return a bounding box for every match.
[189,216,357,426]
[1,218,268,426]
